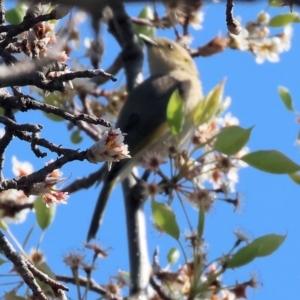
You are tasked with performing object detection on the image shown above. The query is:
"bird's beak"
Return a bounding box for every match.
[139,34,158,47]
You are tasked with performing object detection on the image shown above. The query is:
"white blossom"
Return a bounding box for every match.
[87,127,131,169]
[12,156,34,177]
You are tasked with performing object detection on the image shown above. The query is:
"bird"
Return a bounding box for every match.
[87,34,203,241]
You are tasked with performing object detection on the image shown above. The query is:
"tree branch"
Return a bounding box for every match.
[26,261,69,296]
[63,166,105,194]
[122,175,151,297]
[0,231,48,300]
[0,92,111,128]
[106,1,150,297]
[55,274,123,298]
[92,53,123,86]
[0,150,87,192]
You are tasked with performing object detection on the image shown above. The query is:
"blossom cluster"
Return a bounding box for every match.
[151,260,259,300]
[229,11,293,64]
[141,108,247,214]
[0,156,69,224]
[87,127,131,170]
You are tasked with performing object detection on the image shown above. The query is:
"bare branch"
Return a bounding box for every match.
[10,128,79,157]
[75,121,101,141]
[107,1,143,91]
[0,57,59,88]
[55,274,121,298]
[226,0,241,35]
[0,93,111,128]
[0,115,42,132]
[0,150,88,193]
[189,35,230,57]
[0,231,48,300]
[0,7,74,47]
[0,0,5,25]
[0,65,116,92]
[150,276,173,300]
[56,68,117,83]
[0,201,34,218]
[0,130,13,182]
[122,175,151,296]
[106,1,151,296]
[92,53,123,86]
[26,261,69,293]
[63,166,105,194]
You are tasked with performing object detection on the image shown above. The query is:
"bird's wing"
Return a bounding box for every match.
[87,74,183,241]
[117,73,181,159]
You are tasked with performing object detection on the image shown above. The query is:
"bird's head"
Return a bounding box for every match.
[140,35,198,77]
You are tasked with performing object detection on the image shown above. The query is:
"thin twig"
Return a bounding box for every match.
[0,201,34,217]
[226,0,241,35]
[0,0,5,25]
[150,276,173,300]
[11,128,78,157]
[63,166,105,194]
[0,231,47,300]
[57,68,117,83]
[92,53,123,86]
[76,120,102,141]
[0,130,12,182]
[55,274,123,299]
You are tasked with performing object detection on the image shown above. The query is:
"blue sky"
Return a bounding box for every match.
[1,2,300,299]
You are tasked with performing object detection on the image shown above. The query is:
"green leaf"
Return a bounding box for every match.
[241,150,300,174]
[251,234,286,257]
[118,270,130,279]
[0,219,8,231]
[133,6,156,44]
[268,0,281,7]
[5,3,28,24]
[166,89,185,136]
[4,292,28,300]
[227,234,285,269]
[269,0,282,7]
[36,280,56,297]
[289,172,300,184]
[37,262,56,279]
[227,243,259,268]
[34,196,56,230]
[137,6,153,22]
[42,112,64,122]
[278,86,294,111]
[293,16,300,23]
[214,126,252,156]
[0,256,7,266]
[151,199,180,240]
[36,263,56,296]
[193,80,225,126]
[269,13,299,27]
[167,248,180,265]
[70,129,83,144]
[42,94,64,122]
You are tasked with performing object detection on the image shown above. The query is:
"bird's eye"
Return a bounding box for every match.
[167,44,174,50]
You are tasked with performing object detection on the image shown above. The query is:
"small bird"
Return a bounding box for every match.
[87,35,203,241]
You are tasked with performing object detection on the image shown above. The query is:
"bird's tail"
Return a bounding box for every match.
[87,176,117,241]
